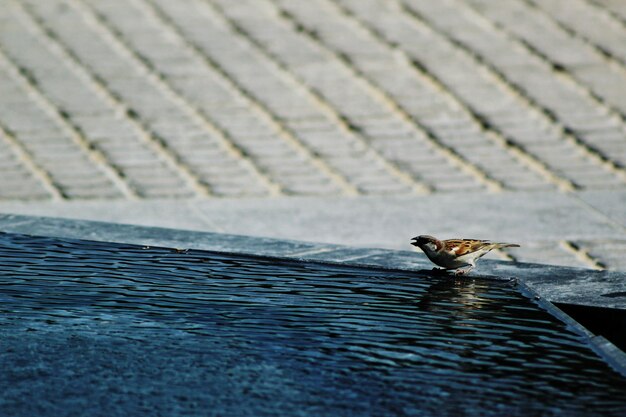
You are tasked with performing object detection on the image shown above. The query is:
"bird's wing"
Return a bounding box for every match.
[444,239,492,256]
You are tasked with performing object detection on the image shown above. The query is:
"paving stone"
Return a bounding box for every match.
[137,186,197,199]
[577,189,626,229]
[533,0,626,64]
[60,185,123,200]
[0,0,625,270]
[573,239,626,271]
[0,185,52,200]
[281,181,343,196]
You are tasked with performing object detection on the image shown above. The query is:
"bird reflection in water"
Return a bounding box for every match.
[417,278,494,315]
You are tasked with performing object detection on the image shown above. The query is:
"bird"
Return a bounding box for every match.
[410,235,520,275]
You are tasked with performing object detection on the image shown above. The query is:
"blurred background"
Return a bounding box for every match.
[0,0,624,269]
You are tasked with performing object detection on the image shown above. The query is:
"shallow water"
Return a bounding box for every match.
[1,233,625,416]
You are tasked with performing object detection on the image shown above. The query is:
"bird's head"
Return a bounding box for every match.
[410,235,440,252]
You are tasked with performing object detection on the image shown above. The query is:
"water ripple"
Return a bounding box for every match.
[0,232,625,416]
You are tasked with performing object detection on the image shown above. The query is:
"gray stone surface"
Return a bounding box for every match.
[577,190,626,229]
[0,0,625,271]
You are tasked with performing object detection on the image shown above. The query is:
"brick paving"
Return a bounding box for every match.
[0,0,625,270]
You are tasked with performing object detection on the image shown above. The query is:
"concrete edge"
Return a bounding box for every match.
[1,213,624,308]
[526,288,626,379]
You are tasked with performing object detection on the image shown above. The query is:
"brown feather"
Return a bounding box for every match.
[443,239,490,256]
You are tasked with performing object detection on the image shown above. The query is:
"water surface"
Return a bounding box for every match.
[1,233,625,416]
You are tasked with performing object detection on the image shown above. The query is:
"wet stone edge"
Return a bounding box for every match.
[0,213,624,307]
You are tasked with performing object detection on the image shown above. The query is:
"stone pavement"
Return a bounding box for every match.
[0,0,625,269]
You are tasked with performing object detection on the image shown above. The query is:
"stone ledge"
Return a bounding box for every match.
[1,213,624,311]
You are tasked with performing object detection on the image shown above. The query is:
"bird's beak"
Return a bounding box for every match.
[410,237,419,246]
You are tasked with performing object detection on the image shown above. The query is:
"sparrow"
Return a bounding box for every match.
[410,235,520,275]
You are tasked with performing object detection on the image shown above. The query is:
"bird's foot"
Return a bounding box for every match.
[454,266,474,276]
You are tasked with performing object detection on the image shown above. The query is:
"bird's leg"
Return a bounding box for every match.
[455,265,474,276]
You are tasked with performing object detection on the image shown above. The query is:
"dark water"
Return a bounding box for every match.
[0,233,625,417]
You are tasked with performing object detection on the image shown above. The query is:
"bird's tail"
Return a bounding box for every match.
[494,243,520,249]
